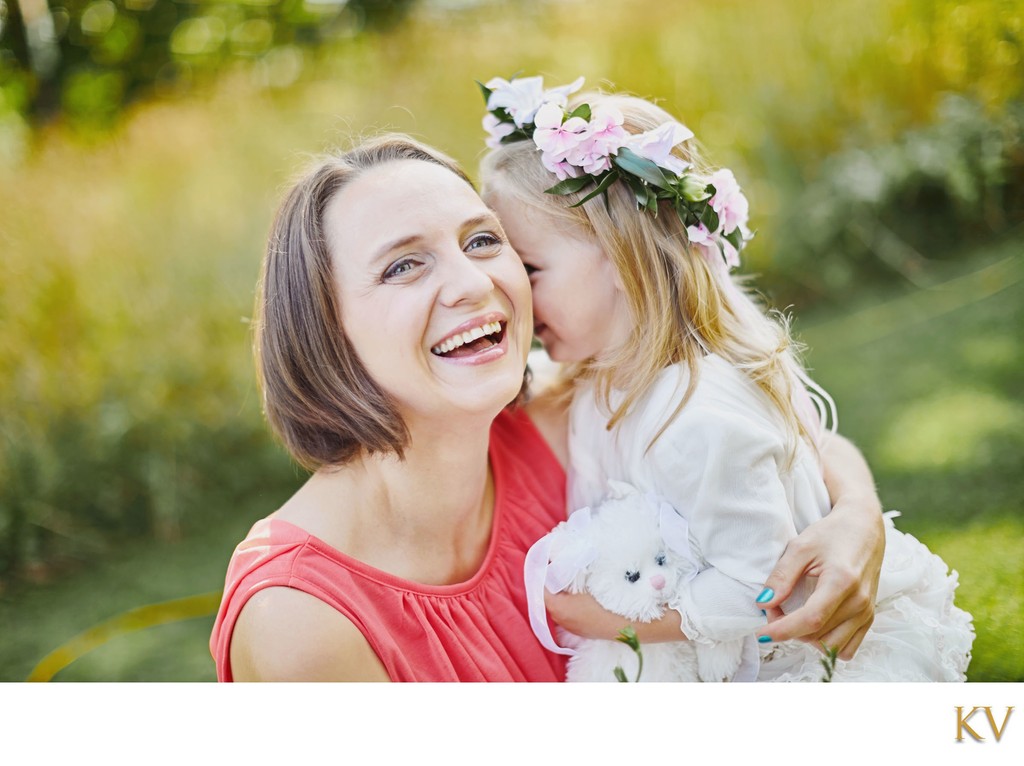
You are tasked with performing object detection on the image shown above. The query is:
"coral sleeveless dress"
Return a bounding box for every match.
[209,407,568,682]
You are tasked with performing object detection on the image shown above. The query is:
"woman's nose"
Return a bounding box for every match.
[650,575,666,591]
[438,252,494,306]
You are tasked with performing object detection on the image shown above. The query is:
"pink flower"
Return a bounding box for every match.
[708,168,749,235]
[560,105,626,173]
[623,121,694,175]
[541,152,580,181]
[687,223,741,271]
[482,113,516,149]
[533,102,589,161]
[585,105,628,155]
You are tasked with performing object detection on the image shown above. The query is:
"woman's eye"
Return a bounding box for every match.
[466,233,502,252]
[625,570,640,583]
[655,554,667,567]
[383,258,419,280]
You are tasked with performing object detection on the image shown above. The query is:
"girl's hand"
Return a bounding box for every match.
[755,434,885,660]
[544,590,684,643]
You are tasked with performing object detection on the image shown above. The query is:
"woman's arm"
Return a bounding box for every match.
[755,433,885,660]
[231,587,390,682]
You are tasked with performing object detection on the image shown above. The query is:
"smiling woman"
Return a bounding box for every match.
[209,134,570,682]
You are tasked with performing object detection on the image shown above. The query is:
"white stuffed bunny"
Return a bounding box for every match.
[524,480,758,682]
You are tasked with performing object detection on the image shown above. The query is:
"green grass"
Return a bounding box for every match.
[1,240,1020,682]
[798,237,1024,681]
[0,506,274,682]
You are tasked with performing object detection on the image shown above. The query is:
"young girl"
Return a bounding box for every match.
[478,76,975,681]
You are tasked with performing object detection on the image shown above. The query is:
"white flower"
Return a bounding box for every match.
[485,75,585,128]
[485,76,546,127]
[482,113,516,149]
[624,121,694,175]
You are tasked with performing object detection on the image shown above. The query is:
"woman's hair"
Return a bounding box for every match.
[255,134,475,471]
[481,93,824,459]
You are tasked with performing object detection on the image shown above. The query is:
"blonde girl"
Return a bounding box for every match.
[478,76,973,681]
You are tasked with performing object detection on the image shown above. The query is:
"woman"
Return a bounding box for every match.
[209,134,885,682]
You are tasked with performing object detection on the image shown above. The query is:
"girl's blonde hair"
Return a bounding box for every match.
[481,92,831,459]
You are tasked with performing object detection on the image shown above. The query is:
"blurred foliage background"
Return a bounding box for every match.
[0,0,1022,681]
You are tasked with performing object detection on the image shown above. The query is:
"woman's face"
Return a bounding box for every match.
[487,190,630,363]
[326,160,533,424]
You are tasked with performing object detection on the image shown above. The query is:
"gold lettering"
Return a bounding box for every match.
[956,707,984,742]
[983,706,1014,742]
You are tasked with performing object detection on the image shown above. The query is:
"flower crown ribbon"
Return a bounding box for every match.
[479,75,753,270]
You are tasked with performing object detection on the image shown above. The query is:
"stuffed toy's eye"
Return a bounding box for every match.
[625,570,640,583]
[655,554,667,566]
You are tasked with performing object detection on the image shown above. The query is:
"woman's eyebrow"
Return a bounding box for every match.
[371,234,422,265]
[460,212,502,232]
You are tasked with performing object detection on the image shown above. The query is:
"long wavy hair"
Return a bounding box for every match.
[481,92,833,460]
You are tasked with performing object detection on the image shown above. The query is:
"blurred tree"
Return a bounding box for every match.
[0,0,418,127]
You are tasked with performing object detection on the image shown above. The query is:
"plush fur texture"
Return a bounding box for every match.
[547,482,748,682]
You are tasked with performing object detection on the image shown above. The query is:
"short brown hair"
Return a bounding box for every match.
[255,134,474,470]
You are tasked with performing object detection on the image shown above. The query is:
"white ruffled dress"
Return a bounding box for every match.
[567,354,975,682]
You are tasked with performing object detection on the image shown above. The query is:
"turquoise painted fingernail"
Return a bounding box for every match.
[756,587,774,604]
[758,635,773,644]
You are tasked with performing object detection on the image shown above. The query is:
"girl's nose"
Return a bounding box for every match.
[650,574,666,591]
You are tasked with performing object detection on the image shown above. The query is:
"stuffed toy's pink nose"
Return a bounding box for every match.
[650,574,666,591]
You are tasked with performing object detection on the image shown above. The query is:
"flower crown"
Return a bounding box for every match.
[479,75,752,270]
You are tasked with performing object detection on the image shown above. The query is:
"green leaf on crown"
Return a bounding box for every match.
[622,173,652,210]
[567,104,592,122]
[723,227,743,251]
[544,176,593,195]
[613,147,673,190]
[570,169,620,207]
[699,203,720,234]
[476,80,493,104]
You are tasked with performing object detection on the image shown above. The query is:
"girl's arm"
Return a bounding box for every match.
[754,433,885,660]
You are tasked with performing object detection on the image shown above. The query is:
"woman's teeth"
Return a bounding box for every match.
[431,321,503,356]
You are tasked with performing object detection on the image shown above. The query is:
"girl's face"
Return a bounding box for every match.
[325,160,533,425]
[487,190,630,363]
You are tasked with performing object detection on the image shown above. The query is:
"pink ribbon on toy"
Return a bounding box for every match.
[523,507,597,656]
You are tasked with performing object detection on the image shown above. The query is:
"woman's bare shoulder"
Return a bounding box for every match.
[231,586,390,682]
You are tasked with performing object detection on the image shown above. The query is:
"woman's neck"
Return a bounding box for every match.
[293,414,497,585]
[370,417,494,541]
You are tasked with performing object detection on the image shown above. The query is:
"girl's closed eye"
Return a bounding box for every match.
[521,262,538,276]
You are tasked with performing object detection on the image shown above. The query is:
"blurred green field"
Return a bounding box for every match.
[0,0,1021,682]
[1,238,1020,682]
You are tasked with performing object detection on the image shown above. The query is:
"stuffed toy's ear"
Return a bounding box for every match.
[546,507,597,593]
[659,502,695,561]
